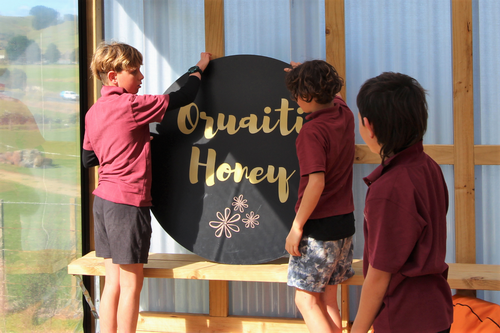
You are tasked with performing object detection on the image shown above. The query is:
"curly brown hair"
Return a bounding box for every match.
[285,60,344,105]
[90,41,143,84]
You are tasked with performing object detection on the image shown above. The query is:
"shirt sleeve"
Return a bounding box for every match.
[365,197,426,274]
[82,127,92,151]
[82,148,99,168]
[167,75,201,110]
[130,94,170,125]
[296,126,327,176]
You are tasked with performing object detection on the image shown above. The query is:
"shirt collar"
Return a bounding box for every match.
[101,85,127,97]
[305,103,339,121]
[363,140,424,186]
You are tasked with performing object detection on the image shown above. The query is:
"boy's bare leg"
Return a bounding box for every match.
[100,259,120,333]
[295,288,338,333]
[322,284,342,333]
[117,263,144,333]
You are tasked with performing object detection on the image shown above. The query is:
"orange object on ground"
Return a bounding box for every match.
[451,294,500,332]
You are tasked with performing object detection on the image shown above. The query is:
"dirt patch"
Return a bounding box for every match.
[0,169,79,197]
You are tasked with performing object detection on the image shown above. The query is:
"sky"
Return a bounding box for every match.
[0,0,78,17]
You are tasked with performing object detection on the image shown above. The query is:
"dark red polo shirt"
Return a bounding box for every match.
[83,86,169,207]
[295,95,355,219]
[362,141,453,332]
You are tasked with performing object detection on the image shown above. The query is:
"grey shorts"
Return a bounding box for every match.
[93,195,152,264]
[287,236,354,293]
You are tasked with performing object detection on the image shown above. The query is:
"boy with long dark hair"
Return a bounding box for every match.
[352,72,453,333]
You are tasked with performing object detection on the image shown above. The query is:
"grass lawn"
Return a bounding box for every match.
[0,10,84,331]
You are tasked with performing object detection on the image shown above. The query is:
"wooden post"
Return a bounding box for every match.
[204,0,225,59]
[204,0,230,319]
[86,0,102,253]
[452,0,475,296]
[325,1,350,330]
[85,2,103,332]
[325,0,346,97]
[209,280,229,317]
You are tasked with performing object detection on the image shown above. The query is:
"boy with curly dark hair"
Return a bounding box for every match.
[284,60,356,333]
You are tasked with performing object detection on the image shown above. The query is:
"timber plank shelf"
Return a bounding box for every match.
[68,252,500,333]
[68,251,500,290]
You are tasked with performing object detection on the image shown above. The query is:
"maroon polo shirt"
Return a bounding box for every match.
[295,95,355,219]
[362,141,453,332]
[83,86,169,207]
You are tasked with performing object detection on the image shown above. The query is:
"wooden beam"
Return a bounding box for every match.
[325,0,346,97]
[204,0,225,58]
[355,144,500,166]
[474,145,500,165]
[424,145,455,165]
[354,144,455,165]
[354,145,381,165]
[452,0,475,265]
[69,252,500,291]
[137,312,307,333]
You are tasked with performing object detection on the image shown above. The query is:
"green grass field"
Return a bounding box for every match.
[0,10,84,332]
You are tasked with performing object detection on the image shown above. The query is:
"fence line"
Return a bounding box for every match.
[0,201,81,206]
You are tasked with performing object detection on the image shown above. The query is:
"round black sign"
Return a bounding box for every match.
[151,55,303,264]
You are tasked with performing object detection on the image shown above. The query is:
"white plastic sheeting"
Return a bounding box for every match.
[101,0,499,319]
[473,0,500,304]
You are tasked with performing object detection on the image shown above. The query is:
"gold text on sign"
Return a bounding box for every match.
[189,147,295,203]
[177,98,303,139]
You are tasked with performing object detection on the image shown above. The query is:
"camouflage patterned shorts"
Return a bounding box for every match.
[287,236,354,293]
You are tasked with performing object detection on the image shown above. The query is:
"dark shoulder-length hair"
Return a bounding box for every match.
[356,72,428,164]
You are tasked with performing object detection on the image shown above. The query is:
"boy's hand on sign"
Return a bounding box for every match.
[284,61,302,72]
[197,52,212,72]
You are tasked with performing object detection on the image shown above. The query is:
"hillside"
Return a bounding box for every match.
[0,16,33,49]
[0,14,78,54]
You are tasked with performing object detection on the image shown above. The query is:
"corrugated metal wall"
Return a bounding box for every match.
[102,0,499,319]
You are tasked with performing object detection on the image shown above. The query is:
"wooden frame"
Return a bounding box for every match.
[452,0,476,269]
[69,252,500,332]
[82,0,498,332]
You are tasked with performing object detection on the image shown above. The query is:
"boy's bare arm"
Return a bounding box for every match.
[189,52,212,79]
[351,264,391,333]
[285,172,325,257]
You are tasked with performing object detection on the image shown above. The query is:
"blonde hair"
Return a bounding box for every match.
[90,41,143,84]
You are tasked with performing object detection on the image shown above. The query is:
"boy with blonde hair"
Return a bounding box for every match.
[83,41,210,333]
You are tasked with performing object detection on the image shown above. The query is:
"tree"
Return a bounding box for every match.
[70,47,79,63]
[26,42,42,63]
[63,14,77,22]
[29,6,59,30]
[6,35,33,62]
[44,43,61,64]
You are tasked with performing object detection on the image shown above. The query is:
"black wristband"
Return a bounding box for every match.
[187,65,202,75]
